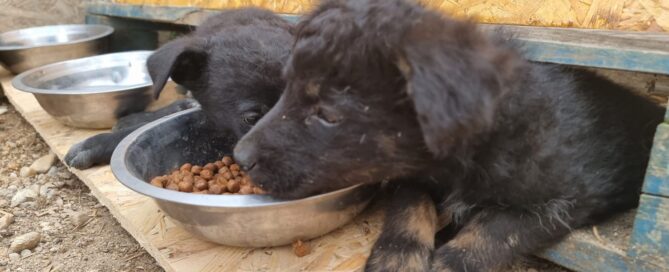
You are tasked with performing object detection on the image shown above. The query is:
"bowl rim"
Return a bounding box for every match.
[0,24,114,51]
[111,108,371,209]
[11,50,156,95]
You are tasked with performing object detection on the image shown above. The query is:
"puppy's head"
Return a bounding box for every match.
[234,0,526,199]
[147,12,292,139]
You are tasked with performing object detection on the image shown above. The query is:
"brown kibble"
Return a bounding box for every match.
[150,177,165,188]
[166,183,180,191]
[193,190,208,194]
[227,180,240,193]
[194,179,208,191]
[209,184,224,194]
[292,240,311,257]
[180,163,192,172]
[204,163,217,171]
[239,186,253,195]
[151,156,266,195]
[242,176,252,185]
[200,169,214,180]
[178,181,193,192]
[222,156,233,166]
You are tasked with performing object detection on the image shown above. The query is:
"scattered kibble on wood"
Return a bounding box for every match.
[292,240,311,257]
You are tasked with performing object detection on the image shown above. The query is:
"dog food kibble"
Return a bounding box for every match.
[292,240,311,257]
[149,156,266,195]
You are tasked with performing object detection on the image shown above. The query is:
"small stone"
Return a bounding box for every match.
[49,247,58,253]
[0,213,14,230]
[20,249,31,257]
[11,189,38,207]
[9,173,17,178]
[57,171,72,180]
[47,167,58,177]
[70,211,90,227]
[30,153,57,174]
[64,179,76,187]
[0,199,7,208]
[52,181,65,188]
[19,166,36,177]
[0,105,7,115]
[10,232,41,252]
[29,184,40,194]
[55,197,64,206]
[8,253,20,261]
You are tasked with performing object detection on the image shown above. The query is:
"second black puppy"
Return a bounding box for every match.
[234,0,664,271]
[65,8,293,169]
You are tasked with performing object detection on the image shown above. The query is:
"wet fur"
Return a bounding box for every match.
[65,8,292,169]
[234,0,664,270]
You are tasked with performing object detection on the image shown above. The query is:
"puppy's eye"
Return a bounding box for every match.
[316,107,341,127]
[242,112,261,125]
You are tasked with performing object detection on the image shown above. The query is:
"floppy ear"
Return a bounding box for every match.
[147,37,209,99]
[399,14,526,157]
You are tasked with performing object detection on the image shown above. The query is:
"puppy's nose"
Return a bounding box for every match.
[233,141,258,171]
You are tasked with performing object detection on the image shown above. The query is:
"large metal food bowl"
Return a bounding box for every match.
[110,108,378,247]
[0,24,113,74]
[11,51,179,129]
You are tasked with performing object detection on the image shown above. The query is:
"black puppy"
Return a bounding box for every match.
[234,0,664,271]
[65,8,293,169]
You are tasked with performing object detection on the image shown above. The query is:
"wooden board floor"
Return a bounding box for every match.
[0,76,384,272]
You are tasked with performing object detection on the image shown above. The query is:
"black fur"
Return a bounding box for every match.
[234,0,664,270]
[65,8,293,169]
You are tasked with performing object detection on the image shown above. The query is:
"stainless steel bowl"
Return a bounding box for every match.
[0,24,113,74]
[12,51,178,129]
[111,108,378,247]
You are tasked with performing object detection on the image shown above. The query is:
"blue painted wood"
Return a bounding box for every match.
[628,194,669,269]
[519,40,669,76]
[643,124,669,197]
[540,235,660,272]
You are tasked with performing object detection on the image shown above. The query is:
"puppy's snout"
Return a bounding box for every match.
[234,140,259,171]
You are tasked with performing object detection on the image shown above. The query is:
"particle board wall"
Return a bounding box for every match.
[0,0,104,33]
[111,0,669,31]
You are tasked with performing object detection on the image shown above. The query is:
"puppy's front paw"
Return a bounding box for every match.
[64,133,118,169]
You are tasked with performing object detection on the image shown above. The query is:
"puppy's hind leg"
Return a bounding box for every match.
[431,204,575,272]
[365,182,438,272]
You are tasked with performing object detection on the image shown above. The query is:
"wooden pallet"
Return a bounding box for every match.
[0,77,384,272]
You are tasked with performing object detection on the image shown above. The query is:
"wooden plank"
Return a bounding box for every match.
[108,0,669,31]
[86,3,669,75]
[479,24,669,75]
[643,123,669,197]
[0,76,383,272]
[628,194,669,268]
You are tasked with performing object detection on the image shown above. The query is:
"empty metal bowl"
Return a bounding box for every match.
[0,24,113,74]
[111,108,378,247]
[12,51,178,129]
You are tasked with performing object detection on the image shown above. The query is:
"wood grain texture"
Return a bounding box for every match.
[644,124,669,197]
[109,0,669,31]
[628,194,669,269]
[0,76,383,272]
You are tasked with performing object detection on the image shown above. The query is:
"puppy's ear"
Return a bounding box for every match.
[147,37,208,99]
[400,14,526,157]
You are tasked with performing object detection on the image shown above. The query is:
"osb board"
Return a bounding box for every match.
[0,76,383,272]
[0,0,90,33]
[110,0,669,31]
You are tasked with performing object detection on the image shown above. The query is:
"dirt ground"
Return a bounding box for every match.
[0,98,569,272]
